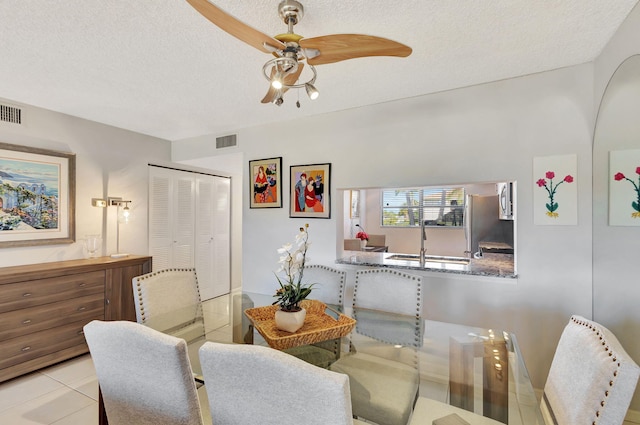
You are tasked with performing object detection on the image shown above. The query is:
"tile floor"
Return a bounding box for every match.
[0,354,99,425]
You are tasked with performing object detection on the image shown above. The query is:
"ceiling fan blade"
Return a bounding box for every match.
[300,34,412,65]
[186,0,285,53]
[261,63,305,104]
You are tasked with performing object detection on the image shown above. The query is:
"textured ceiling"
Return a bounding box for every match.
[0,0,637,141]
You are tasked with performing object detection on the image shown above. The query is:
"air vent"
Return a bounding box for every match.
[0,104,21,124]
[216,134,237,149]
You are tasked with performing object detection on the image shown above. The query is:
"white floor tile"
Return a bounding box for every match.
[39,355,96,386]
[68,375,99,401]
[0,386,95,425]
[0,372,65,414]
[50,403,98,425]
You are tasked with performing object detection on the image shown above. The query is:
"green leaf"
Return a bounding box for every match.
[632,201,640,212]
[549,202,558,212]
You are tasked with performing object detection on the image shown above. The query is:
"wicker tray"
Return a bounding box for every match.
[244,299,356,350]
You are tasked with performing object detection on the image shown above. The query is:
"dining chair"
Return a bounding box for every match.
[344,238,361,251]
[330,268,423,425]
[283,264,347,368]
[132,268,206,375]
[83,320,205,425]
[198,341,368,425]
[303,263,346,310]
[367,234,386,248]
[541,315,640,425]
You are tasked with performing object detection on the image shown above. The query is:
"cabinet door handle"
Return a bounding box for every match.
[77,306,86,311]
[79,283,86,287]
[22,319,32,325]
[78,330,84,336]
[105,298,110,305]
[22,293,32,297]
[21,346,31,352]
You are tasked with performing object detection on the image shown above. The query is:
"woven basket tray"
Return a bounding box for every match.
[244,299,356,350]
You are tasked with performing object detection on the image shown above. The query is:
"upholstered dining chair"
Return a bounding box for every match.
[303,263,346,310]
[198,341,367,425]
[540,315,640,425]
[132,268,206,376]
[367,234,386,248]
[344,238,361,251]
[330,268,423,425]
[84,320,205,425]
[283,264,347,368]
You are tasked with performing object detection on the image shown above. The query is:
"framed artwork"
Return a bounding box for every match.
[609,149,640,226]
[0,142,76,247]
[249,157,282,208]
[533,154,577,225]
[290,163,331,219]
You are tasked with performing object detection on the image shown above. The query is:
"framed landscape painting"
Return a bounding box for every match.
[290,163,331,219]
[0,142,76,247]
[249,157,282,208]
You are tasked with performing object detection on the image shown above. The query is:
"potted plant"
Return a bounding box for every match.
[273,223,314,332]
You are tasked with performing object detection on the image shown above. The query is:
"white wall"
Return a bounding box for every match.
[0,98,171,267]
[173,63,595,391]
[593,2,640,413]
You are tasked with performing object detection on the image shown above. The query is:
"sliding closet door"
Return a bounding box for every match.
[148,166,195,270]
[149,165,231,299]
[195,175,230,300]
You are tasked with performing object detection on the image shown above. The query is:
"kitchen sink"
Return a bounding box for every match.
[385,254,471,265]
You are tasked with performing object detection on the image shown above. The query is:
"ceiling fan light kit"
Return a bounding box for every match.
[186,0,412,107]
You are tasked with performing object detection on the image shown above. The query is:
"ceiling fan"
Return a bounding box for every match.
[185,0,412,106]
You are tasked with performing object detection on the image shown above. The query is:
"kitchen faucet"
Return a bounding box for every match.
[420,219,427,267]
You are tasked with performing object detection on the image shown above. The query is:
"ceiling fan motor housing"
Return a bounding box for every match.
[279,0,304,26]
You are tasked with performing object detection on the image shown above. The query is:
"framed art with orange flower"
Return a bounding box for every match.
[609,149,640,226]
[290,163,331,219]
[533,154,577,225]
[249,157,282,209]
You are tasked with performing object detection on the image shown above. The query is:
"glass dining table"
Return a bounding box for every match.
[137,291,544,425]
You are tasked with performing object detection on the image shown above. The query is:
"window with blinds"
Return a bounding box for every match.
[381,187,465,227]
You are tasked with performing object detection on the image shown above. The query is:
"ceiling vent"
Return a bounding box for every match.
[0,104,21,124]
[216,134,237,149]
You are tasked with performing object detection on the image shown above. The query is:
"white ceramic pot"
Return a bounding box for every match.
[360,239,367,249]
[274,308,307,333]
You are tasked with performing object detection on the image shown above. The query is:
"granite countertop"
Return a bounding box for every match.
[336,251,516,278]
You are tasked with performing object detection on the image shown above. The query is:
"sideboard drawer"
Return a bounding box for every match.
[0,293,105,341]
[0,271,105,313]
[0,319,96,371]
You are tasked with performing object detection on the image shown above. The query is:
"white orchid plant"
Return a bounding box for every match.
[273,223,314,312]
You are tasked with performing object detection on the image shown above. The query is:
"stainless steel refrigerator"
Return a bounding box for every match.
[464,194,513,258]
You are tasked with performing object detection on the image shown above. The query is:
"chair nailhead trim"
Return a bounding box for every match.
[570,315,623,425]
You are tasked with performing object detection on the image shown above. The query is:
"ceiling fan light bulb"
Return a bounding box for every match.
[305,83,319,100]
[272,79,283,90]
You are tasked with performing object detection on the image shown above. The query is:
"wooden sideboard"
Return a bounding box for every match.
[0,255,151,383]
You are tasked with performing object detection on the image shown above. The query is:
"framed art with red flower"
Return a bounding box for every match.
[533,154,577,225]
[249,157,282,209]
[290,163,331,219]
[609,149,640,226]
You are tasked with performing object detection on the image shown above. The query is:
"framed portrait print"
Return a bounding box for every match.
[290,163,331,219]
[249,157,282,208]
[0,142,76,247]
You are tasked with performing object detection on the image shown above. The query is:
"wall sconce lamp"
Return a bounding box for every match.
[91,196,132,258]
